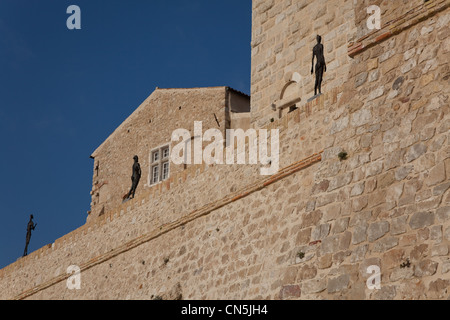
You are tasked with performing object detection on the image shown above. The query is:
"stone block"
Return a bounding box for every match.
[442,260,450,274]
[405,143,427,163]
[365,161,383,178]
[414,260,438,277]
[352,222,368,245]
[367,86,385,102]
[410,244,429,261]
[367,58,378,71]
[381,54,402,74]
[385,149,405,170]
[395,165,413,181]
[330,116,349,134]
[297,264,317,281]
[317,254,333,270]
[320,235,340,255]
[391,215,408,235]
[433,182,450,196]
[368,221,390,242]
[390,267,414,282]
[301,210,323,228]
[351,109,372,127]
[409,211,435,230]
[351,182,365,197]
[426,162,446,187]
[352,196,368,212]
[382,249,405,270]
[328,172,353,191]
[436,206,450,223]
[327,274,350,294]
[401,58,417,74]
[377,171,395,189]
[373,237,399,252]
[431,244,449,257]
[311,223,331,241]
[301,278,327,294]
[355,72,368,88]
[368,190,387,208]
[372,285,396,300]
[332,217,350,234]
[418,43,440,64]
[295,227,312,246]
[430,225,443,242]
[279,285,301,300]
[350,244,368,263]
[445,226,450,241]
[386,183,404,204]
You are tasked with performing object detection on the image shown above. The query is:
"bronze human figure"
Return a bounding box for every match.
[311,35,327,96]
[126,155,141,200]
[23,215,37,257]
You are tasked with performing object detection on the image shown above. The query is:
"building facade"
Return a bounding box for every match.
[1,0,449,300]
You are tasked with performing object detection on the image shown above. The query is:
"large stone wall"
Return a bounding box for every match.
[0,0,449,300]
[0,91,328,299]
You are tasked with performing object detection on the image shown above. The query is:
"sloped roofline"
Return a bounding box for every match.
[90,86,249,159]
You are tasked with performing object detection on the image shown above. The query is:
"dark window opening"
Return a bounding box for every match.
[288,105,298,113]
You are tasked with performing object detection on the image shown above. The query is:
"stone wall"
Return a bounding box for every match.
[249,0,448,127]
[0,0,449,300]
[0,90,328,300]
[250,0,357,128]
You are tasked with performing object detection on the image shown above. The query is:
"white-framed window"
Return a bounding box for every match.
[153,150,160,163]
[151,165,159,185]
[150,145,170,185]
[162,161,170,180]
[163,147,170,159]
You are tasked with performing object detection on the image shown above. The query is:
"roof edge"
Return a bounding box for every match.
[90,86,250,159]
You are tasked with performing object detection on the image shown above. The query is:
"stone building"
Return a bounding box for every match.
[0,0,449,300]
[88,87,250,220]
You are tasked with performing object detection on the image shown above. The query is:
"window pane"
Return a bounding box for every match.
[162,162,169,180]
[153,151,159,163]
[163,147,169,159]
[152,166,159,184]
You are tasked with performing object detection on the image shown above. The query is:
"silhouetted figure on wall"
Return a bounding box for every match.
[311,35,327,96]
[23,215,37,257]
[126,155,141,200]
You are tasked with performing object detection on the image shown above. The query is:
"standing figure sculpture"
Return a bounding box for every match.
[311,35,327,96]
[23,215,37,257]
[126,155,141,200]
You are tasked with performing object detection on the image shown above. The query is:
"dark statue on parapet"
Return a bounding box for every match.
[126,155,141,200]
[311,35,326,97]
[23,214,37,257]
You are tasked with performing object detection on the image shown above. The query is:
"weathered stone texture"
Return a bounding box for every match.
[0,0,449,301]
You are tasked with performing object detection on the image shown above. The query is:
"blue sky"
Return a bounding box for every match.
[0,0,251,269]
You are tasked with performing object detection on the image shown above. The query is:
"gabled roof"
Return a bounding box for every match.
[90,86,249,159]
